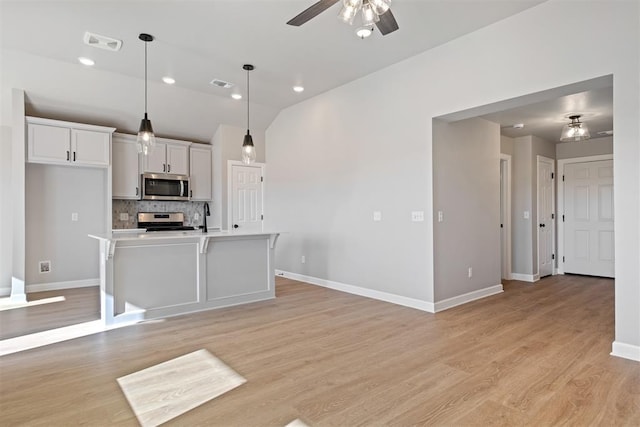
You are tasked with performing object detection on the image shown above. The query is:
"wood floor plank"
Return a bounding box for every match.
[1,275,638,426]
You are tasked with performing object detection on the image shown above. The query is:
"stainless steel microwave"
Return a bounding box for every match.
[141,173,190,201]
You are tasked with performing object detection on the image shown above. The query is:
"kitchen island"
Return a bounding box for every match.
[89,230,280,326]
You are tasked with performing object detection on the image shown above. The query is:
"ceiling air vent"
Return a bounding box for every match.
[83,31,122,52]
[597,130,614,136]
[209,79,234,89]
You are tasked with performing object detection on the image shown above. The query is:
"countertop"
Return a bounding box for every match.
[89,229,280,242]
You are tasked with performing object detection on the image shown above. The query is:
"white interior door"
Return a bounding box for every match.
[231,163,263,231]
[500,155,512,280]
[563,160,614,277]
[537,156,555,278]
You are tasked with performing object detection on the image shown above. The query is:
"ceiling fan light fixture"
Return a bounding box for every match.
[338,4,359,24]
[560,115,591,142]
[369,0,391,15]
[361,2,380,26]
[356,25,374,38]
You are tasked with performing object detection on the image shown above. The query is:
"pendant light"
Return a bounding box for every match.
[560,115,591,142]
[241,64,256,165]
[136,33,156,155]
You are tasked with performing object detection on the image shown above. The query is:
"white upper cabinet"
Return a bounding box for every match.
[189,144,213,201]
[112,133,140,199]
[142,138,190,175]
[27,117,114,167]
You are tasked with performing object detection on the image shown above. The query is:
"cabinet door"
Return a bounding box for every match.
[167,144,189,175]
[190,146,212,201]
[112,137,140,199]
[72,129,110,167]
[28,124,71,164]
[143,143,167,173]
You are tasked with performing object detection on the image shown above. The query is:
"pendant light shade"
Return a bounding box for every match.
[560,115,591,142]
[241,64,256,165]
[136,33,156,155]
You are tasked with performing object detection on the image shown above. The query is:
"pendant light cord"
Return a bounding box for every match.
[144,40,148,115]
[246,68,250,131]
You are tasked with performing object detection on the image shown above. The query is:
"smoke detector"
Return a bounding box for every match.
[83,31,122,51]
[209,79,234,89]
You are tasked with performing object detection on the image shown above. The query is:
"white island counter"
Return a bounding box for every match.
[89,230,280,326]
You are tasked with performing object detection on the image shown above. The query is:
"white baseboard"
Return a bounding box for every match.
[1,279,99,296]
[510,273,540,283]
[434,284,504,312]
[275,270,435,313]
[611,341,640,362]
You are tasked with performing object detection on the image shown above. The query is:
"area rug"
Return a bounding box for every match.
[117,349,246,427]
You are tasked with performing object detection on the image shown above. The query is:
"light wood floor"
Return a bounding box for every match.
[1,275,638,426]
[0,286,100,339]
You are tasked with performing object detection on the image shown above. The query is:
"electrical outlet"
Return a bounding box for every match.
[301,255,306,264]
[71,212,79,221]
[438,211,444,222]
[411,211,424,222]
[39,260,51,274]
[373,211,382,221]
[468,267,473,278]
[119,212,129,221]
[524,211,530,219]
[194,212,200,221]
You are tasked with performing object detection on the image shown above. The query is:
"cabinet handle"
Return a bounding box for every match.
[168,164,171,173]
[136,187,139,196]
[67,150,70,161]
[190,190,193,198]
[73,151,76,162]
[163,164,166,172]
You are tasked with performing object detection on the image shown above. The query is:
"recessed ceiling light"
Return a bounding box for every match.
[513,123,525,129]
[210,79,234,89]
[293,86,304,93]
[231,93,242,100]
[162,76,176,85]
[78,57,95,66]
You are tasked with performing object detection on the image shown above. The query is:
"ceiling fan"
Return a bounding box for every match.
[287,0,399,36]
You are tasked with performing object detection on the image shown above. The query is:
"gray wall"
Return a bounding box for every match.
[433,118,501,301]
[25,164,106,284]
[0,126,12,292]
[501,135,514,156]
[212,124,266,230]
[556,136,613,159]
[510,135,556,276]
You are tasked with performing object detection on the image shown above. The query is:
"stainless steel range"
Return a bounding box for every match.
[137,212,196,232]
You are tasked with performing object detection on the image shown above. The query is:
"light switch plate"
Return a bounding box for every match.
[373,211,382,221]
[524,211,530,219]
[119,213,129,221]
[71,212,78,221]
[411,211,425,222]
[437,211,444,222]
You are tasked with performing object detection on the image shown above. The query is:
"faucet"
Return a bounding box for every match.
[202,202,210,233]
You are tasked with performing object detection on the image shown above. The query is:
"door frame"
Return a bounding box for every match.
[557,154,613,275]
[500,153,512,280]
[226,160,265,231]
[536,155,555,278]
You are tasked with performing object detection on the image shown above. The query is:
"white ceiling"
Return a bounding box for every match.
[1,0,551,142]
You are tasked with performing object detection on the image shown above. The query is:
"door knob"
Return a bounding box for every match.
[233,224,239,229]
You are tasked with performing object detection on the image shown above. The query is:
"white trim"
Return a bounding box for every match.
[500,154,512,280]
[275,270,436,313]
[433,284,503,312]
[227,160,265,231]
[6,277,26,301]
[510,273,540,282]
[557,154,613,274]
[23,279,99,294]
[536,155,555,278]
[611,341,640,362]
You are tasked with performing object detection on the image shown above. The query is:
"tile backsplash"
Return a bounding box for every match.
[113,200,210,229]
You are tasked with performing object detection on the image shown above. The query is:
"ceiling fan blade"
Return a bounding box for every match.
[375,9,399,35]
[287,0,341,26]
